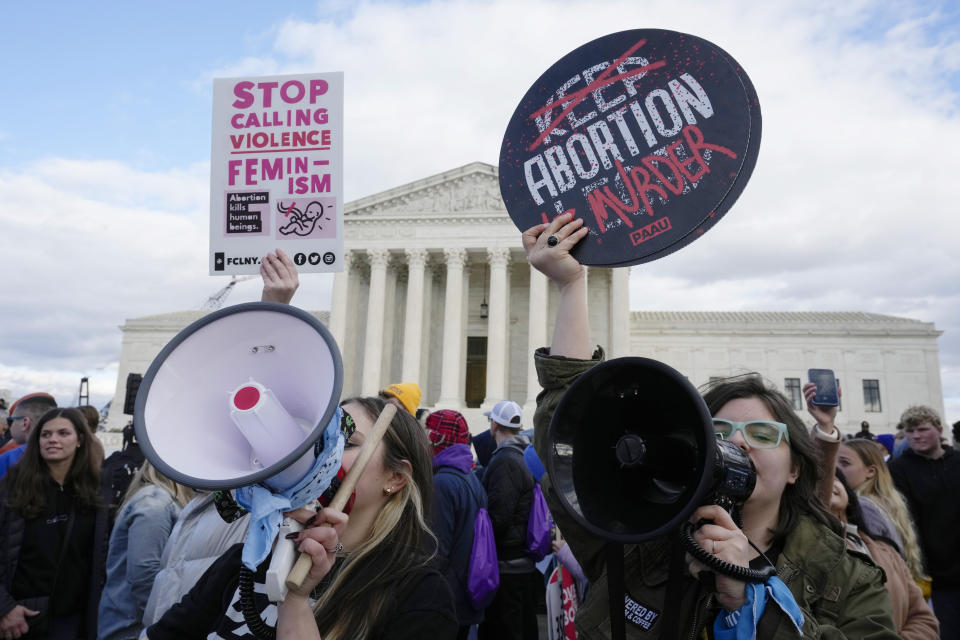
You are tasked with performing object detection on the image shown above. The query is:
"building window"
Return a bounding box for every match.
[784,378,802,411]
[863,379,882,413]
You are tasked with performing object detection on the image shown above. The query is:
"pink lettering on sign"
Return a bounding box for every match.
[232,79,330,109]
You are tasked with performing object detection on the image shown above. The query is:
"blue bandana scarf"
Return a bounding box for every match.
[713,575,804,639]
[235,406,345,571]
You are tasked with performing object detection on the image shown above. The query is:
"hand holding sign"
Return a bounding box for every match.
[500,29,761,267]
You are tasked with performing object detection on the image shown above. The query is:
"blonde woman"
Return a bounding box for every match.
[145,397,457,640]
[839,439,928,584]
[98,462,195,639]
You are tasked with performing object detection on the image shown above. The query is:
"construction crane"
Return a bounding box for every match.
[200,275,257,310]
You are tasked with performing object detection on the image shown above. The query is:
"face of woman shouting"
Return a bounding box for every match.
[713,397,799,516]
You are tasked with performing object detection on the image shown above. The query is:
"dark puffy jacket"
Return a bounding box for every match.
[431,444,487,626]
[482,435,535,568]
[0,484,109,640]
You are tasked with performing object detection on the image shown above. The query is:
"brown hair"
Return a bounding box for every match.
[701,374,840,542]
[3,407,101,518]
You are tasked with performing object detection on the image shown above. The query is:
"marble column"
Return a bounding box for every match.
[483,248,511,406]
[609,267,631,358]
[329,250,353,348]
[437,248,467,408]
[401,248,427,383]
[361,249,389,394]
[525,265,548,413]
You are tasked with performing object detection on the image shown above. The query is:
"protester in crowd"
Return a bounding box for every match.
[893,425,910,459]
[855,420,873,440]
[426,409,487,638]
[141,491,250,627]
[875,433,895,458]
[0,399,10,449]
[471,429,496,470]
[551,535,586,602]
[379,382,422,416]
[526,213,897,638]
[0,392,58,475]
[0,407,108,639]
[98,461,195,639]
[953,420,960,449]
[415,408,431,427]
[100,420,146,530]
[78,406,100,432]
[839,438,927,583]
[478,399,538,640]
[828,471,938,639]
[146,250,457,639]
[145,396,456,639]
[889,404,960,639]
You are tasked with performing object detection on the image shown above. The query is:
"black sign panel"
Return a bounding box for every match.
[499,29,761,267]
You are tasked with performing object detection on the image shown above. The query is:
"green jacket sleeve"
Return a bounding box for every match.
[532,346,608,580]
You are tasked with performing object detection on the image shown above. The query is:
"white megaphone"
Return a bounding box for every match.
[134,301,343,602]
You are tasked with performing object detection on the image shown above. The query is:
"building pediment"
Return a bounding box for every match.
[345,162,505,219]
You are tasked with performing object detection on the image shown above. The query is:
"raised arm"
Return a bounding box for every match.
[803,382,842,504]
[260,249,300,304]
[521,212,591,359]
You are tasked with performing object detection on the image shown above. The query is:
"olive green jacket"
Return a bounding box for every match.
[532,347,899,639]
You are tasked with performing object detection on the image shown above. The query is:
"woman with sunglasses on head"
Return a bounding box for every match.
[524,213,898,638]
[145,250,458,640]
[0,407,108,640]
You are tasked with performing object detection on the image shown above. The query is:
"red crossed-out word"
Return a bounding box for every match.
[526,39,667,152]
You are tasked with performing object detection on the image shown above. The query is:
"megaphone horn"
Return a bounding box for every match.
[134,301,343,491]
[547,357,716,543]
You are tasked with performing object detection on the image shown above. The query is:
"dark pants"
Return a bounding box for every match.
[478,571,540,640]
[932,587,960,640]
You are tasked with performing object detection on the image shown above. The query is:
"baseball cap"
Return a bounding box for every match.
[484,400,523,429]
[380,382,421,415]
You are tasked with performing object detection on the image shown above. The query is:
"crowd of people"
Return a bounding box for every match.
[0,234,957,639]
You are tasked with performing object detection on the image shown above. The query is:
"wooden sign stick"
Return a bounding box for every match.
[285,403,397,591]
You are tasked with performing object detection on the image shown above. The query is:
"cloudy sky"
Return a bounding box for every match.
[1,0,958,424]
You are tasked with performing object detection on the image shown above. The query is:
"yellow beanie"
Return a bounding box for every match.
[381,382,421,415]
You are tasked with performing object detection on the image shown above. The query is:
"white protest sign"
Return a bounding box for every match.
[209,72,344,275]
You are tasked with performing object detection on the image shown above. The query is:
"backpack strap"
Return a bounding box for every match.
[436,466,485,505]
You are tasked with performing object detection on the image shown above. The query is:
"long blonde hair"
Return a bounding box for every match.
[120,460,195,510]
[842,439,927,580]
[311,397,435,640]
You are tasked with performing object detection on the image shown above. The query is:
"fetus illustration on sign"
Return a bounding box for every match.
[277,200,331,236]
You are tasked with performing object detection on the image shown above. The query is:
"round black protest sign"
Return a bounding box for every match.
[499,29,761,267]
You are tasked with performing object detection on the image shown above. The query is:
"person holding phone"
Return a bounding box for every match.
[525,213,898,638]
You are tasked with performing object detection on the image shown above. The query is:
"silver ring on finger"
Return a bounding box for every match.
[325,541,343,554]
[711,539,717,554]
[546,235,559,247]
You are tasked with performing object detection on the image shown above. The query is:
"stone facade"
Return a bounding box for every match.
[107,163,943,436]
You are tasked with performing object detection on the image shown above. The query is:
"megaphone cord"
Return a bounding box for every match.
[239,566,276,640]
[679,521,776,584]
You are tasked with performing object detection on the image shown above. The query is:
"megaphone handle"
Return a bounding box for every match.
[285,403,398,592]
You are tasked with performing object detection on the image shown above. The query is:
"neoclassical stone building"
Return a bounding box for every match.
[107,162,943,435]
